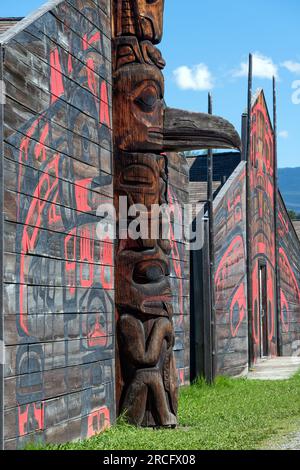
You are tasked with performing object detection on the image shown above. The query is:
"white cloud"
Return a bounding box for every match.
[279,130,289,139]
[173,64,214,91]
[281,60,300,74]
[233,52,278,80]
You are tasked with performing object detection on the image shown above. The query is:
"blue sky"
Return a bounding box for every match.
[1,0,300,167]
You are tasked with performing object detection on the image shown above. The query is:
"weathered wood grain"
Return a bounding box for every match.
[4,139,113,196]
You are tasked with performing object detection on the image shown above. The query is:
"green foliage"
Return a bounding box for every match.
[27,373,300,451]
[288,210,300,220]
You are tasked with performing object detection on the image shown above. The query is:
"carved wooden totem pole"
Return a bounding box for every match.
[112,0,241,427]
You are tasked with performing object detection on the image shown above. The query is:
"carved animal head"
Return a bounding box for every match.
[114,63,165,152]
[116,0,165,44]
[114,64,242,154]
[163,108,242,152]
[133,0,165,44]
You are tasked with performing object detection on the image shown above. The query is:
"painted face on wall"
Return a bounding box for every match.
[113,64,164,152]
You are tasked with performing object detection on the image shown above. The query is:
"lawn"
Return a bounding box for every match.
[30,373,300,450]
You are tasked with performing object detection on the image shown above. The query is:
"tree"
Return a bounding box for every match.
[288,210,300,220]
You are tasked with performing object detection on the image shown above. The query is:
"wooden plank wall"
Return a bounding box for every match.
[277,193,300,356]
[213,163,248,376]
[167,153,190,386]
[249,91,277,360]
[1,0,115,449]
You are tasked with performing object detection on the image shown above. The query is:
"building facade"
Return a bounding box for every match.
[190,91,300,379]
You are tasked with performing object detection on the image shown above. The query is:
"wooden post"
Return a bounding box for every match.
[241,113,248,161]
[273,76,282,356]
[207,93,216,382]
[246,53,254,367]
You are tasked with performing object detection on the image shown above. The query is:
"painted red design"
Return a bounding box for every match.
[50,48,64,103]
[250,92,277,357]
[230,283,246,337]
[100,81,111,127]
[87,407,110,438]
[19,156,60,334]
[18,403,44,437]
[80,235,95,288]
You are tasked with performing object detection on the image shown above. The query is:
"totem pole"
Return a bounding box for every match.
[112,0,241,427]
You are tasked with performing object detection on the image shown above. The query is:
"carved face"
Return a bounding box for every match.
[114,64,164,152]
[116,240,172,317]
[135,0,165,44]
[114,151,171,317]
[115,153,167,208]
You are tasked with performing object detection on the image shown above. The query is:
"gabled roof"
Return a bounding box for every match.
[0,1,64,44]
[0,18,23,35]
[251,87,274,134]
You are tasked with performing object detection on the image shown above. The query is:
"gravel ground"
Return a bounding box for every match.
[265,430,300,450]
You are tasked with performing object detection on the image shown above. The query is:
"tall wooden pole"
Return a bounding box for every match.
[246,54,254,367]
[241,113,248,161]
[273,77,282,356]
[112,0,241,423]
[112,0,178,427]
[207,93,216,382]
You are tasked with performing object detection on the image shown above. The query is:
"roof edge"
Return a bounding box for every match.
[0,0,65,44]
[185,151,241,159]
[0,17,24,21]
[213,161,247,210]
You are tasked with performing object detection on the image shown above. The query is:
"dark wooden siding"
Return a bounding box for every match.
[188,152,241,183]
[1,0,114,450]
[213,163,248,376]
[168,152,190,385]
[278,193,300,356]
[0,19,23,35]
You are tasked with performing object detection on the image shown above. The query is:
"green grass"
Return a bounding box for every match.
[29,373,300,450]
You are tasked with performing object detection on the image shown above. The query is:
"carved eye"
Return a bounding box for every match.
[135,85,160,112]
[146,0,159,4]
[133,262,165,284]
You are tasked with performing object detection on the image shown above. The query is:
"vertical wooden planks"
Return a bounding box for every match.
[167,152,190,386]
